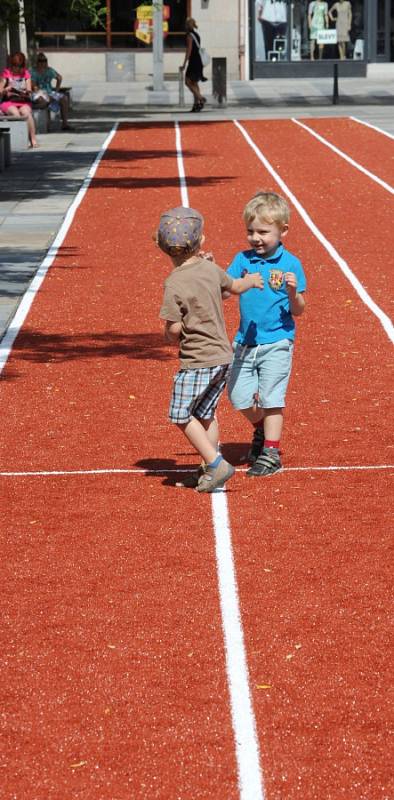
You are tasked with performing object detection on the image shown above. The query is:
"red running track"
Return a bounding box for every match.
[1,118,393,799]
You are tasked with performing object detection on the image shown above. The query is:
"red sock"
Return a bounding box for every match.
[264,439,280,449]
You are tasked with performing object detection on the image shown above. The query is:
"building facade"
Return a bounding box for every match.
[9,1,394,82]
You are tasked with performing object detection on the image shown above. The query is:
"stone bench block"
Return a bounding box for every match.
[0,128,11,167]
[0,118,29,151]
[32,107,50,133]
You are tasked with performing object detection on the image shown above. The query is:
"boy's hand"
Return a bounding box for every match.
[250,272,264,290]
[284,271,298,294]
[198,249,214,261]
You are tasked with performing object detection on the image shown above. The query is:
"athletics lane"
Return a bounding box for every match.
[178,119,393,799]
[1,123,243,799]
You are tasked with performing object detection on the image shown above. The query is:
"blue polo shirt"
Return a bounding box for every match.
[227,245,306,345]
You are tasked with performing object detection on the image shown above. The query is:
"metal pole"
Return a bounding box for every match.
[178,67,185,106]
[106,0,112,49]
[153,0,164,92]
[332,62,339,104]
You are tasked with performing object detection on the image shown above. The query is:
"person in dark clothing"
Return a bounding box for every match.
[180,17,207,112]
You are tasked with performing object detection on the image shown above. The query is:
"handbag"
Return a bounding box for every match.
[190,32,211,67]
[32,89,50,106]
[4,79,31,104]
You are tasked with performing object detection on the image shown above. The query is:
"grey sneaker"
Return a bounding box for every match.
[176,464,206,489]
[196,459,235,493]
[247,426,264,464]
[246,447,282,477]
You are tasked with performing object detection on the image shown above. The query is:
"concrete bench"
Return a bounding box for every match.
[0,127,11,170]
[0,117,28,151]
[32,90,72,133]
[32,106,50,133]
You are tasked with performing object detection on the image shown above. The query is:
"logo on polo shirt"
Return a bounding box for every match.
[268,269,284,290]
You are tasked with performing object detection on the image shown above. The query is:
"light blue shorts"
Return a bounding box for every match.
[227,339,294,410]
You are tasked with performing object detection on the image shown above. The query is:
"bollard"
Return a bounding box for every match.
[212,57,227,106]
[178,67,185,107]
[332,63,339,105]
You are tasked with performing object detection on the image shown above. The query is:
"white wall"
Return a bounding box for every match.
[44,52,107,83]
[191,0,240,78]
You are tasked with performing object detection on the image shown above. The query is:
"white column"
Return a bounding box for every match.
[19,0,27,53]
[149,0,170,104]
[153,0,164,90]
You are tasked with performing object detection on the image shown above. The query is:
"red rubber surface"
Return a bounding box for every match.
[299,116,394,187]
[1,119,393,799]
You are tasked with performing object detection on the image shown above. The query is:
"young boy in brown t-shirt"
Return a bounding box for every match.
[158,206,263,492]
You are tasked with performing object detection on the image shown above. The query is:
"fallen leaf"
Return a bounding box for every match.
[107,644,116,649]
[70,761,87,769]
[295,643,302,650]
[256,684,271,690]
[129,395,136,400]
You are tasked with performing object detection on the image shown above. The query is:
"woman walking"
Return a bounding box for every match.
[180,17,207,112]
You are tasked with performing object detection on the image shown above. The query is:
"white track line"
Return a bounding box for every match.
[211,492,264,800]
[175,121,265,800]
[234,120,394,344]
[350,116,394,141]
[292,118,394,195]
[0,464,393,478]
[0,123,119,376]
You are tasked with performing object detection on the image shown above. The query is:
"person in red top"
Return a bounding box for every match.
[0,52,38,147]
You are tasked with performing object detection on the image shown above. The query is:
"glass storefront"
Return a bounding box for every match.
[254,1,365,63]
[375,0,394,59]
[35,0,189,50]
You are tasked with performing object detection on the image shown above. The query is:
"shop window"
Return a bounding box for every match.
[35,0,189,50]
[115,1,189,49]
[254,1,365,62]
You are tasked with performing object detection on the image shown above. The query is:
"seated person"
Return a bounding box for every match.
[31,52,73,131]
[0,51,38,147]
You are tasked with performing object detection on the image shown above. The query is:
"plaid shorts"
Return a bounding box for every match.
[169,364,231,424]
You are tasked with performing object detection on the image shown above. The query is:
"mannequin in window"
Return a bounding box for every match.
[256,1,287,60]
[329,0,352,59]
[308,0,329,59]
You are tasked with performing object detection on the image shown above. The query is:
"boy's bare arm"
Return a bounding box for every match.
[223,272,264,298]
[164,320,181,344]
[284,272,306,316]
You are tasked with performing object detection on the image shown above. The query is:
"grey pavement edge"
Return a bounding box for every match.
[1,75,394,340]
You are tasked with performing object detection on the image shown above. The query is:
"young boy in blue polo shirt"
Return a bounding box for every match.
[226,191,306,476]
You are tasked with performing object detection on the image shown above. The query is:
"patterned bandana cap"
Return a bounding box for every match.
[158,206,203,255]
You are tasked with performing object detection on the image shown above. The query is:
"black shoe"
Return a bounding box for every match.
[246,448,282,477]
[247,426,264,464]
[190,103,201,112]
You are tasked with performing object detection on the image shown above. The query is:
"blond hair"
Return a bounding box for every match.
[243,191,290,230]
[185,17,197,32]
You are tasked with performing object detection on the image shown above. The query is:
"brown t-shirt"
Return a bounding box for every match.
[160,257,234,369]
